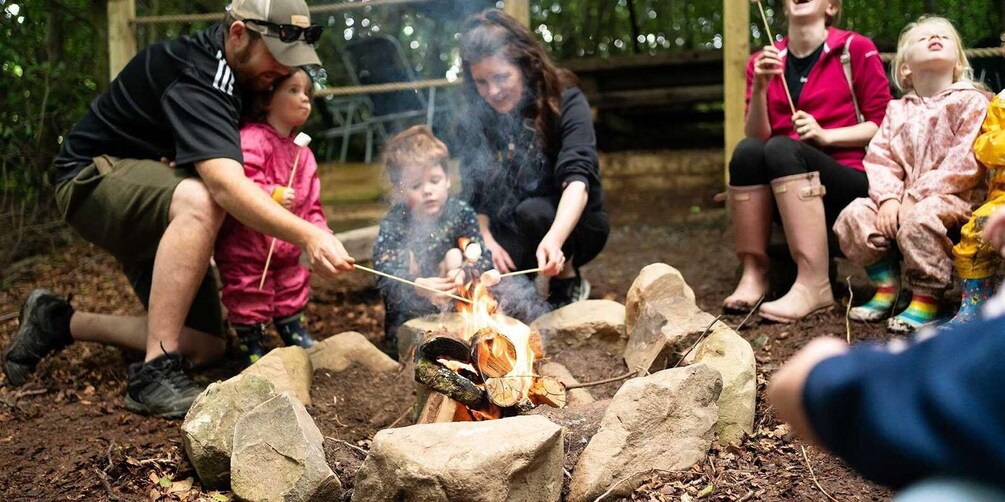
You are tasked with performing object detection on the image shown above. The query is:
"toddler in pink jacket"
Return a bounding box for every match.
[834,16,990,334]
[215,68,329,366]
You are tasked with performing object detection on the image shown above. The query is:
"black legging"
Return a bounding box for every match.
[491,197,610,273]
[729,136,868,228]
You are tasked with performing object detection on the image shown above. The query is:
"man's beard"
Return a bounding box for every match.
[232,40,272,92]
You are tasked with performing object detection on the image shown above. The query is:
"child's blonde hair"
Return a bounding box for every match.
[382,125,450,186]
[891,16,974,93]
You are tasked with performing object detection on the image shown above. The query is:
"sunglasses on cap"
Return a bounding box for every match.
[245,19,323,44]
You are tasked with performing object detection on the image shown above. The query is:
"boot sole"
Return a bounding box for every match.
[124,394,189,419]
[759,304,834,324]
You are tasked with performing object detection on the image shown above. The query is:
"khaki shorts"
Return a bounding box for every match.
[55,156,225,337]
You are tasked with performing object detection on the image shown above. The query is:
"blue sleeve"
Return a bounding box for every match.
[804,314,1005,488]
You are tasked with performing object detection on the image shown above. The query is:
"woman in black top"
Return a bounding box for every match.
[457,9,609,309]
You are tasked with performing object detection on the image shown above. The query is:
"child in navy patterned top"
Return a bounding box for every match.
[373,126,492,358]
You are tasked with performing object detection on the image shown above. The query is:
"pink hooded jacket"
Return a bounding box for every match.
[746,27,892,171]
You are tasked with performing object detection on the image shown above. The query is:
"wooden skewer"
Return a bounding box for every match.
[354,264,473,304]
[753,0,797,115]
[259,133,312,291]
[498,267,543,278]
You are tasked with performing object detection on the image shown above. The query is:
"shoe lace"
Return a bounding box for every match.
[155,342,197,392]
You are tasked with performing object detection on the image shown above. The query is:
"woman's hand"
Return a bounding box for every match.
[484,236,516,273]
[414,277,458,304]
[792,111,830,146]
[876,199,901,238]
[536,234,566,277]
[752,45,784,92]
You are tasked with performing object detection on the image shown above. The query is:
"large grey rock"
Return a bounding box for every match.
[623,264,717,372]
[531,300,627,354]
[308,331,399,373]
[242,346,313,405]
[231,393,341,501]
[686,326,756,445]
[182,374,277,489]
[352,415,564,502]
[538,361,595,407]
[569,364,722,502]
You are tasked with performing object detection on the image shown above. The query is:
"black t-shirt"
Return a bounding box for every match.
[458,87,605,234]
[54,24,244,182]
[785,43,825,106]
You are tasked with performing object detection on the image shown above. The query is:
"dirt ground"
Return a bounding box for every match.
[0,181,901,501]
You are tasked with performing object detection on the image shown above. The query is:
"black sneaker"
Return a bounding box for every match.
[547,274,591,310]
[124,352,203,419]
[2,289,74,387]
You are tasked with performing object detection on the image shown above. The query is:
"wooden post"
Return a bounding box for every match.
[503,0,530,27]
[722,0,750,186]
[108,0,137,81]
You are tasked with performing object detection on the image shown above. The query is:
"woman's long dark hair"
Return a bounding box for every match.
[459,9,577,155]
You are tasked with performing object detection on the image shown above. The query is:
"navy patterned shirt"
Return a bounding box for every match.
[373,198,493,313]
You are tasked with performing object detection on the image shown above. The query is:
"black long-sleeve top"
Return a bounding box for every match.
[458,87,605,234]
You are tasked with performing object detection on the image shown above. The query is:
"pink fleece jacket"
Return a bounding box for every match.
[746,28,892,171]
[214,123,330,324]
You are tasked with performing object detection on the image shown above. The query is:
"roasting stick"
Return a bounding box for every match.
[752,0,796,115]
[259,132,312,290]
[353,264,473,304]
[498,267,543,278]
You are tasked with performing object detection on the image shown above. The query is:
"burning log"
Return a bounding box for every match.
[414,358,485,408]
[471,328,517,379]
[419,331,472,364]
[484,377,523,408]
[417,392,460,424]
[529,376,567,409]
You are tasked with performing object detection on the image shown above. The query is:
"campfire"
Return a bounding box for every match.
[413,242,567,422]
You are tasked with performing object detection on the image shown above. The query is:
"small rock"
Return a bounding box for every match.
[352,415,564,502]
[531,300,627,354]
[182,374,277,489]
[309,331,399,374]
[231,393,341,501]
[569,364,722,502]
[242,346,313,405]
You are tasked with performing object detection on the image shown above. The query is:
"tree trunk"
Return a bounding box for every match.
[626,0,642,54]
[414,358,485,408]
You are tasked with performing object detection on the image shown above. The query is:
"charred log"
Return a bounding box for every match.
[414,358,485,408]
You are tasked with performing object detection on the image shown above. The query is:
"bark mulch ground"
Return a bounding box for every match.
[0,203,897,501]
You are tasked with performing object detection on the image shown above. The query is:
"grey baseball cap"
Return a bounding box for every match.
[228,0,321,67]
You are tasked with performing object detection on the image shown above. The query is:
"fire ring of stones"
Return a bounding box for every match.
[180,264,756,501]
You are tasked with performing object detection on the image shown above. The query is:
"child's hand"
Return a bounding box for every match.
[752,45,784,92]
[279,188,296,209]
[439,248,463,276]
[984,209,1005,257]
[446,268,466,289]
[414,277,457,304]
[792,111,829,146]
[876,199,901,238]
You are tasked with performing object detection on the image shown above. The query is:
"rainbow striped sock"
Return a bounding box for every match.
[856,260,899,315]
[893,294,939,328]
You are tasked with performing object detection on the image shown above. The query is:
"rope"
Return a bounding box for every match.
[133,0,434,25]
[316,78,460,96]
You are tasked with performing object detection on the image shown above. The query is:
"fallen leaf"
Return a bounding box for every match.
[168,477,194,493]
[158,475,172,488]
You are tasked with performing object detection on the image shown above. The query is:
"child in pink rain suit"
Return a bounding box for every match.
[834,16,991,334]
[215,68,329,366]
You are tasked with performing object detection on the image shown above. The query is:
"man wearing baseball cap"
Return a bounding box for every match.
[2,0,354,418]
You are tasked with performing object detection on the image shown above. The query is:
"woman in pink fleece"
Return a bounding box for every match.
[835,16,991,334]
[723,0,892,323]
[215,68,329,366]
